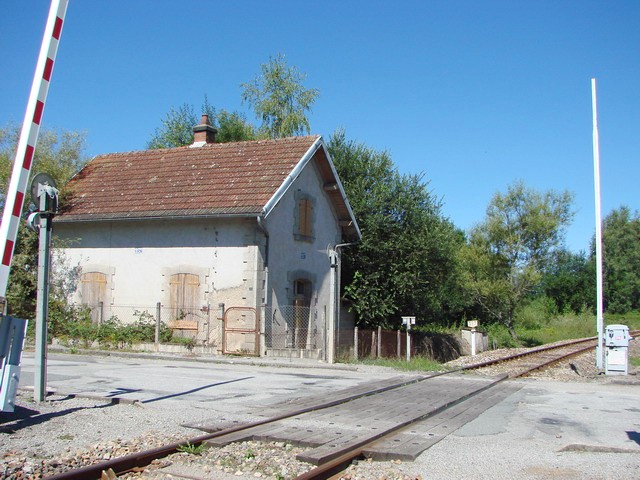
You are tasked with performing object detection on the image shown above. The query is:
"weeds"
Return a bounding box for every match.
[177,442,205,455]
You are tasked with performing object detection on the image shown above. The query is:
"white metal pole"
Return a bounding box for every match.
[591,78,604,370]
[0,0,69,301]
[406,325,411,362]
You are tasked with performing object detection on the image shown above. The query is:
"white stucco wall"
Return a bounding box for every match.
[54,217,261,311]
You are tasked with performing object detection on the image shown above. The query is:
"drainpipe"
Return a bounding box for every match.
[256,216,269,356]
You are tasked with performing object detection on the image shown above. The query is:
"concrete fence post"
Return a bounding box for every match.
[371,330,376,359]
[397,330,401,359]
[377,326,382,359]
[354,326,358,361]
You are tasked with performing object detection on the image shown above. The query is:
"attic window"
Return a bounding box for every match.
[294,192,315,242]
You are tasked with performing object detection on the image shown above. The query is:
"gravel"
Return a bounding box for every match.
[1,340,638,479]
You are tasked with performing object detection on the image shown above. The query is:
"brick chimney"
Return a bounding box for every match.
[191,114,217,146]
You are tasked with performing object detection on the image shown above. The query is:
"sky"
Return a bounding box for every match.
[1,1,638,253]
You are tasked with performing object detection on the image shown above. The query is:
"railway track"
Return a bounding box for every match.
[44,336,631,480]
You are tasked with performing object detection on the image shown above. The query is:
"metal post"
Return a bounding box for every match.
[591,78,604,370]
[155,302,161,350]
[406,330,411,362]
[206,303,211,348]
[397,330,401,359]
[377,326,382,359]
[34,213,52,402]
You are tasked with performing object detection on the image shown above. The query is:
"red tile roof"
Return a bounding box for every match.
[58,136,321,221]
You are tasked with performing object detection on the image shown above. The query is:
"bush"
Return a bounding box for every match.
[48,303,174,349]
[516,296,558,330]
[485,323,519,348]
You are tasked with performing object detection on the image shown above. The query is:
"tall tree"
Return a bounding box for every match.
[147,98,257,149]
[539,249,594,314]
[0,124,88,318]
[462,181,574,335]
[328,130,465,328]
[599,206,640,313]
[241,54,319,138]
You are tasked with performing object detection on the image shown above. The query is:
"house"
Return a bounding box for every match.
[53,116,360,362]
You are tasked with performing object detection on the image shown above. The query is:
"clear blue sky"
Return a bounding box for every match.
[1,1,638,253]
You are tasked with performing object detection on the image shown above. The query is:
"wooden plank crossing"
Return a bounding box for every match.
[255,375,425,417]
[362,382,522,461]
[202,374,518,465]
[296,375,503,465]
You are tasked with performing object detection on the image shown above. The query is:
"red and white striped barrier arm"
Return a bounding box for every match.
[0,0,69,301]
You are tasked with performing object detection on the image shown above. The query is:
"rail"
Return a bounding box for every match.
[45,334,636,479]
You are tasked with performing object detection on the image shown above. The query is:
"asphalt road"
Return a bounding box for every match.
[18,351,399,413]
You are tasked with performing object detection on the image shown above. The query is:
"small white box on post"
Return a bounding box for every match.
[402,316,416,362]
[467,320,479,356]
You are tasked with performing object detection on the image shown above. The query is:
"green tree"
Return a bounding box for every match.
[0,124,88,319]
[462,181,574,336]
[599,206,640,313]
[539,249,594,314]
[147,98,257,149]
[328,130,466,328]
[241,54,319,139]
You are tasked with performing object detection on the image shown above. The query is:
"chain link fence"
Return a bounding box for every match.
[79,302,362,360]
[264,305,325,352]
[82,302,223,348]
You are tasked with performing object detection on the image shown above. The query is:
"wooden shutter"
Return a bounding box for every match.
[298,197,312,237]
[80,272,107,306]
[80,272,107,324]
[169,273,200,329]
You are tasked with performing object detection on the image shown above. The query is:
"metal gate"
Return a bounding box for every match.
[223,307,259,356]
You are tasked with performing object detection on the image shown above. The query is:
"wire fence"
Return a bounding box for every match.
[264,305,324,351]
[82,302,335,357]
[82,302,223,348]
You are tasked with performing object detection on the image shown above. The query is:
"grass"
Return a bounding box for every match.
[517,313,597,347]
[350,355,445,372]
[176,442,205,455]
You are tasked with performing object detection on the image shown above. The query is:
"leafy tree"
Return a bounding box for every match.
[241,54,319,138]
[147,98,257,149]
[462,181,574,336]
[327,130,466,328]
[599,206,640,313]
[0,124,87,319]
[539,249,594,314]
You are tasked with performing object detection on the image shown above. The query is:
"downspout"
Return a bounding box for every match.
[257,215,269,356]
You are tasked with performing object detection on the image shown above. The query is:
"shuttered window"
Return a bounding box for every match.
[80,272,107,323]
[296,195,314,240]
[80,272,107,307]
[169,273,200,329]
